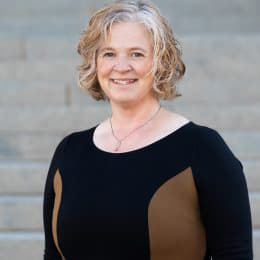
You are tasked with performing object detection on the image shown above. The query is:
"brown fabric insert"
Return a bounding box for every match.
[52,168,66,260]
[148,167,206,260]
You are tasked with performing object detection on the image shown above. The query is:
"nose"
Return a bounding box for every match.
[113,56,132,72]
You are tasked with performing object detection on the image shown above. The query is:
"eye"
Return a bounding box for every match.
[103,52,115,57]
[132,52,144,58]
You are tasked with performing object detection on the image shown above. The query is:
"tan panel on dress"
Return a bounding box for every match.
[148,167,206,260]
[52,168,66,260]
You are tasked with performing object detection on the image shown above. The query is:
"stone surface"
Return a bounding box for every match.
[1,104,260,132]
[0,129,259,161]
[25,36,79,60]
[0,37,26,61]
[0,80,67,106]
[244,161,260,192]
[0,105,107,132]
[0,60,79,81]
[0,50,258,80]
[1,77,260,106]
[0,232,44,260]
[219,131,260,161]
[251,194,260,230]
[0,160,259,194]
[0,34,259,107]
[0,0,259,258]
[0,160,259,196]
[0,196,42,231]
[0,162,47,195]
[0,0,259,35]
[254,230,260,259]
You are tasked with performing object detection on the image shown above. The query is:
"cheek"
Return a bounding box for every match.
[97,61,112,78]
[137,69,154,84]
[135,61,153,77]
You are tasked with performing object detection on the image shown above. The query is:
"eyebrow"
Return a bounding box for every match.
[99,47,147,53]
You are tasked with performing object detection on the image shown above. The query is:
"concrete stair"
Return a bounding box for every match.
[0,0,259,35]
[0,159,260,259]
[0,0,259,259]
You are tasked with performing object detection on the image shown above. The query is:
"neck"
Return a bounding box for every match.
[109,98,161,131]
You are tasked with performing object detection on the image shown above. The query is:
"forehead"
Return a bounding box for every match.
[100,22,153,50]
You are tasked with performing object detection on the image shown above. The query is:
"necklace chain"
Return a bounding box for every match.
[109,104,162,151]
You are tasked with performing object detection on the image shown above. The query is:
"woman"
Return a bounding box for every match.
[43,0,253,259]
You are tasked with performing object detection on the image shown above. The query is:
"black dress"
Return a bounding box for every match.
[43,121,253,259]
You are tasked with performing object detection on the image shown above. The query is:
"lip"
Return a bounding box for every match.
[110,79,138,83]
[111,78,138,80]
[110,78,138,87]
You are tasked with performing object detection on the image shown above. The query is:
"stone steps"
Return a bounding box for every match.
[1,77,260,106]
[2,160,260,195]
[0,104,260,131]
[0,57,258,81]
[0,161,47,195]
[0,0,259,258]
[0,196,42,231]
[0,40,259,80]
[0,34,259,111]
[0,232,44,260]
[1,0,257,17]
[0,0,259,36]
[1,128,260,161]
[1,34,260,60]
[0,130,259,160]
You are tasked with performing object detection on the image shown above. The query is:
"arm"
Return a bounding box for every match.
[43,135,70,260]
[191,127,253,259]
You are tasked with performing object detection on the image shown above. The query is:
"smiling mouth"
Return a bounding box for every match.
[110,79,138,85]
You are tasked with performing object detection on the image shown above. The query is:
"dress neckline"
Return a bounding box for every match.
[91,121,194,157]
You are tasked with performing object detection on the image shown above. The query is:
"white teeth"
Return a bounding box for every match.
[112,79,136,85]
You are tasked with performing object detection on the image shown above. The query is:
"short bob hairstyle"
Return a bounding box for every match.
[77,0,185,101]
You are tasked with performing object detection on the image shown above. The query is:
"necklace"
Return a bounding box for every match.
[109,104,162,151]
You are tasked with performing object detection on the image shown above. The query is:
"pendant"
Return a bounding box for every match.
[114,140,121,151]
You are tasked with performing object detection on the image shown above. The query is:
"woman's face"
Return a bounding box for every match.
[96,22,155,105]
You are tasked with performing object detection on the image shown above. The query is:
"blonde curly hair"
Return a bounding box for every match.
[77,0,185,101]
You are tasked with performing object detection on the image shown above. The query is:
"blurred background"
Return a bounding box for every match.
[0,0,259,259]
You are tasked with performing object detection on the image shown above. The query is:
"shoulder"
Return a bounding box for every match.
[187,121,220,138]
[54,124,97,152]
[189,122,236,159]
[183,121,244,174]
[189,122,243,177]
[183,121,226,149]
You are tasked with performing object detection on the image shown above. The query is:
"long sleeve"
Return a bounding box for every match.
[43,135,70,260]
[191,127,253,259]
